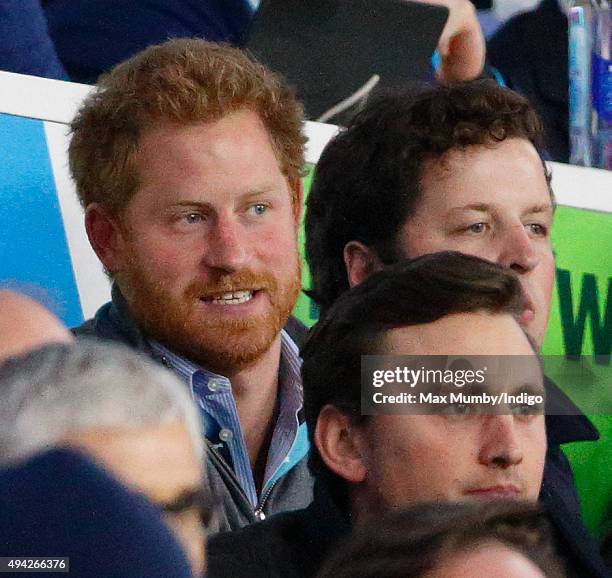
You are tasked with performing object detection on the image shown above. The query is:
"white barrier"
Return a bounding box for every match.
[1,70,610,326]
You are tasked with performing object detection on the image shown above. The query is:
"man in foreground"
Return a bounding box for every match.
[70,38,312,530]
[209,254,610,577]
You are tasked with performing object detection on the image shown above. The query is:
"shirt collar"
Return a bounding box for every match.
[148,330,302,402]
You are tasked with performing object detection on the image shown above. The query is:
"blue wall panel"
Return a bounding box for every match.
[0,113,83,326]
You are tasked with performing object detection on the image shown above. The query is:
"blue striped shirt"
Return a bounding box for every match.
[149,330,303,508]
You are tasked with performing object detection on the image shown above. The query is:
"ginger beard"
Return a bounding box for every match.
[117,249,302,374]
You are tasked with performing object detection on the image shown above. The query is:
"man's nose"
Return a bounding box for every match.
[202,216,248,273]
[497,225,539,274]
[478,415,523,469]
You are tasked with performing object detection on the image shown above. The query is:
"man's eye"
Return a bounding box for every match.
[250,203,268,216]
[441,402,472,416]
[182,213,203,224]
[466,223,487,234]
[526,223,548,237]
[510,403,543,418]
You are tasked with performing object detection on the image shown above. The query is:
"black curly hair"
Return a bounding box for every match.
[305,79,551,314]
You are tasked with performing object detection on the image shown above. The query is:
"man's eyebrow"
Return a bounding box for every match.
[515,382,546,396]
[522,203,554,216]
[447,202,554,216]
[172,200,211,209]
[466,378,545,397]
[170,188,280,208]
[447,203,491,214]
[239,188,281,201]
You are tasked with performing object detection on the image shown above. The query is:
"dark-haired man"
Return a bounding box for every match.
[208,253,609,577]
[306,80,554,339]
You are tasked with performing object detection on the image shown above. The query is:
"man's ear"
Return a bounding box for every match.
[84,203,127,274]
[343,241,384,288]
[314,405,367,484]
[291,177,304,228]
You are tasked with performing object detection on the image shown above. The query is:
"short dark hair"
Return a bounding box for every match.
[301,251,525,503]
[305,79,551,313]
[316,501,565,578]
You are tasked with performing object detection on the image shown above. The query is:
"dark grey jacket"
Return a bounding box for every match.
[73,285,315,533]
[208,482,350,578]
[208,479,612,578]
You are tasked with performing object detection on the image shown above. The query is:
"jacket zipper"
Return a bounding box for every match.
[254,477,280,521]
[206,439,280,522]
[254,424,308,520]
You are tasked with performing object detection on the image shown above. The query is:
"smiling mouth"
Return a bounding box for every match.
[201,290,255,305]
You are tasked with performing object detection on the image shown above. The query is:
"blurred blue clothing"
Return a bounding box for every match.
[0,448,193,577]
[487,0,569,161]
[42,0,254,84]
[0,0,68,79]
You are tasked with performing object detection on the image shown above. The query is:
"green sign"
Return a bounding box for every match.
[543,205,612,537]
[293,165,319,326]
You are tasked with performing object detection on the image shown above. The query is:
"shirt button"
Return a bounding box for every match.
[208,378,222,392]
[219,428,233,443]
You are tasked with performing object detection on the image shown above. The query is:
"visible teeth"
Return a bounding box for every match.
[210,290,253,305]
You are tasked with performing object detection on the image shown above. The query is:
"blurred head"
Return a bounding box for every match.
[306,79,554,347]
[70,39,306,374]
[0,340,207,575]
[316,501,565,578]
[0,290,72,364]
[302,252,546,516]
